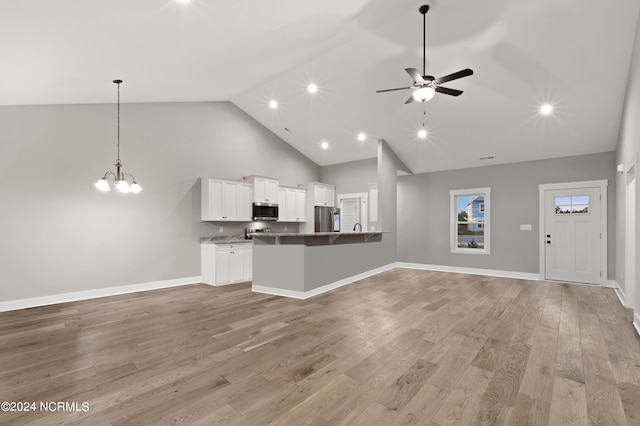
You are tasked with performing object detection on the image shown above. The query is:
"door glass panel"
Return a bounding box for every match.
[555,196,590,215]
[572,195,589,205]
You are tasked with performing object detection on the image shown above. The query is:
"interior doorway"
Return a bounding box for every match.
[539,180,608,285]
[338,193,368,232]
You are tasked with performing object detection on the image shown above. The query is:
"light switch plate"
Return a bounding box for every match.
[520,224,532,231]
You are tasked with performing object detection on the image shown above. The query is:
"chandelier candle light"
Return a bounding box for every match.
[94,80,142,194]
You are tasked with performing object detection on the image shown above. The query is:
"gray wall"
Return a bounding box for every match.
[615,9,640,310]
[319,158,377,195]
[397,152,616,277]
[377,139,410,263]
[0,101,319,302]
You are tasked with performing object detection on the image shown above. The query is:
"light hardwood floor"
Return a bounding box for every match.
[1,269,639,425]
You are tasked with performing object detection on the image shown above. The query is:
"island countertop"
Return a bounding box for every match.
[251,231,385,245]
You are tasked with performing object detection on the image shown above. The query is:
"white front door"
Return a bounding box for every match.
[544,187,602,284]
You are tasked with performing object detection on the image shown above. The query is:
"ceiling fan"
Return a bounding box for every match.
[376,4,473,104]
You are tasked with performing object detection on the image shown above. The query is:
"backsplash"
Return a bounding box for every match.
[199,221,299,239]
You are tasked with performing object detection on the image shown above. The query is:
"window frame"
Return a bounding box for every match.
[450,187,491,255]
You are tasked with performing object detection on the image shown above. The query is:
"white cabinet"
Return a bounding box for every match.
[369,184,378,222]
[246,176,279,203]
[201,243,252,286]
[201,178,252,221]
[312,183,336,207]
[277,187,307,222]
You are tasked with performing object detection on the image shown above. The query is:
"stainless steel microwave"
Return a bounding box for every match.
[253,202,278,221]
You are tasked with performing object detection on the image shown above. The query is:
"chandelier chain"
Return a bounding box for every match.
[117,81,121,163]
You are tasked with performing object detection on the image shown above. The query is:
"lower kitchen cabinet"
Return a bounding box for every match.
[201,243,252,286]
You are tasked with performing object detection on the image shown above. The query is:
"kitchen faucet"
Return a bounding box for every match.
[353,223,362,232]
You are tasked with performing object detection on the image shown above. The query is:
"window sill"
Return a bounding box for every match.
[451,249,491,255]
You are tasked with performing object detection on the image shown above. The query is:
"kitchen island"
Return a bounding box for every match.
[251,232,390,298]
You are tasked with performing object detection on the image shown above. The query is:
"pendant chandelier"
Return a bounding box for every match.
[94,79,142,193]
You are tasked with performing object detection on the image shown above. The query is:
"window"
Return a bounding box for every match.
[450,187,491,254]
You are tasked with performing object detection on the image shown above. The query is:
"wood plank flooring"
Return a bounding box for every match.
[1,268,639,425]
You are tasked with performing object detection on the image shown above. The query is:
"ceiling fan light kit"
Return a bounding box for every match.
[376,4,473,105]
[413,87,435,102]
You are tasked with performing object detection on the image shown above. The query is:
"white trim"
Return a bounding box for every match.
[337,192,368,200]
[538,179,608,285]
[634,313,640,338]
[337,192,369,233]
[0,276,202,313]
[611,281,627,306]
[252,263,396,299]
[625,169,636,310]
[396,262,540,281]
[450,187,491,255]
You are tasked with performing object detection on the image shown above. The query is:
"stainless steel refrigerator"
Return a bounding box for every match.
[314,206,340,232]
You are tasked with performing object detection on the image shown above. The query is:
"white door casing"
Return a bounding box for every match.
[539,180,607,285]
[337,192,368,232]
[625,166,636,309]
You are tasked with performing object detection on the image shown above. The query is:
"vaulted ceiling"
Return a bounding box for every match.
[2,0,639,173]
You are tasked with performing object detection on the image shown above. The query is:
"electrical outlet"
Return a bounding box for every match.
[284,226,288,231]
[219,226,223,233]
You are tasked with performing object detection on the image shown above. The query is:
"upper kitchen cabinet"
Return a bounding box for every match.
[201,177,252,221]
[245,176,279,203]
[310,182,335,207]
[277,186,306,222]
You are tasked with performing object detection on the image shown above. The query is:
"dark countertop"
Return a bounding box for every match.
[251,231,386,246]
[251,231,384,237]
[200,235,251,244]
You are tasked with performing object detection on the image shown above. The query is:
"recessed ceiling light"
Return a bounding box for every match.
[357,132,366,142]
[176,0,190,3]
[320,141,329,150]
[540,104,553,115]
[418,129,427,139]
[308,83,318,94]
[269,100,278,109]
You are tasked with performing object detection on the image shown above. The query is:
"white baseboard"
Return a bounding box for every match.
[0,276,202,313]
[395,262,540,281]
[604,280,619,289]
[252,263,397,300]
[635,312,640,338]
[611,281,627,307]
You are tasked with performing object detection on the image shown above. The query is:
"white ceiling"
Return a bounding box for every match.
[2,0,639,173]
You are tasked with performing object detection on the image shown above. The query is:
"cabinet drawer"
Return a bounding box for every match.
[216,243,250,251]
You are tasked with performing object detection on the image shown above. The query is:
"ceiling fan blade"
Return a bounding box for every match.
[435,86,463,96]
[376,87,412,93]
[435,68,474,84]
[405,68,424,83]
[404,94,415,104]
